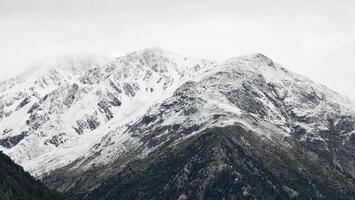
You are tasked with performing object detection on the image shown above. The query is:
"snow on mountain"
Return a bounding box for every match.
[0,48,217,176]
[0,48,354,185]
[123,52,355,153]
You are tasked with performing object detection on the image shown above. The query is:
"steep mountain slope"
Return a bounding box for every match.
[0,151,65,200]
[82,126,355,200]
[0,48,355,199]
[0,49,216,177]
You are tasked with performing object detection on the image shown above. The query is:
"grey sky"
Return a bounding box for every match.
[1,0,355,99]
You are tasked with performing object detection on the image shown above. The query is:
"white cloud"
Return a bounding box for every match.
[0,0,355,99]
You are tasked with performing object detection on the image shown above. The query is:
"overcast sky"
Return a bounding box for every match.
[1,0,355,99]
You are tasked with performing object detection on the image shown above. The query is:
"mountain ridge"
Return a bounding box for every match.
[0,48,354,199]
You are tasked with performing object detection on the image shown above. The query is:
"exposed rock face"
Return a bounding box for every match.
[0,131,27,149]
[0,49,354,199]
[63,83,79,107]
[73,112,101,134]
[44,133,68,147]
[0,101,4,121]
[16,97,31,111]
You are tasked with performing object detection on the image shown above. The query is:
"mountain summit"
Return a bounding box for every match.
[0,48,354,199]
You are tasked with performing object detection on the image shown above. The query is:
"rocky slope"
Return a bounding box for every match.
[0,49,216,176]
[0,48,354,199]
[81,126,355,200]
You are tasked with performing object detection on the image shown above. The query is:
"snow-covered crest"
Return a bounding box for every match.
[0,48,354,181]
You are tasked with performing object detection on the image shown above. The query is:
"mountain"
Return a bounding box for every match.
[0,48,354,199]
[0,151,65,200]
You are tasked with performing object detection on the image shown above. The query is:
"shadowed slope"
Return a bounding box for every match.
[0,151,66,200]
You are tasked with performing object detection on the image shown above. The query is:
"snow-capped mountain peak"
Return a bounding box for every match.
[0,48,218,176]
[0,49,354,191]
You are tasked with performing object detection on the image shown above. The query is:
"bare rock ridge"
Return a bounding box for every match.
[0,48,354,199]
